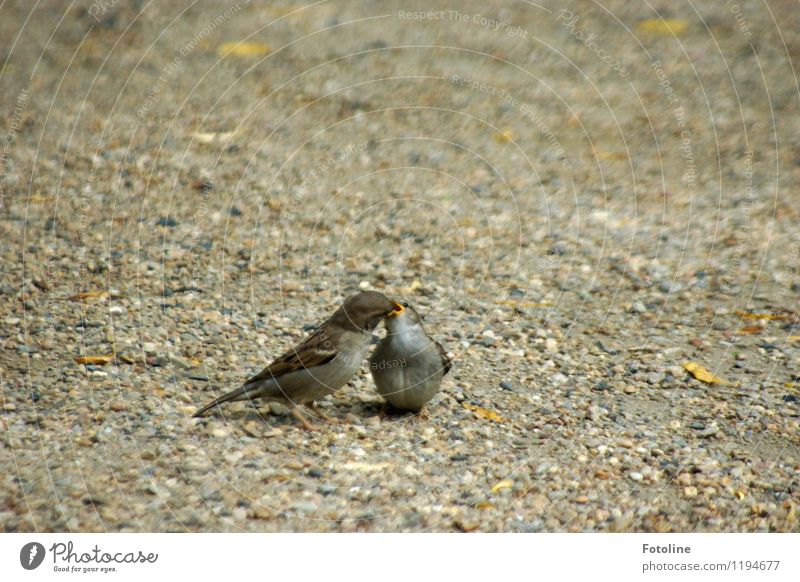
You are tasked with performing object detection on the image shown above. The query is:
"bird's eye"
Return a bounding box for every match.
[402,301,409,308]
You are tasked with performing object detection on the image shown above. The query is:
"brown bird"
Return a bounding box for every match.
[193,291,400,429]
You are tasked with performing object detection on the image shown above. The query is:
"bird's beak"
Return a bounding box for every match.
[387,302,404,317]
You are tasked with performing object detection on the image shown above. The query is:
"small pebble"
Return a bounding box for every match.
[232,507,247,521]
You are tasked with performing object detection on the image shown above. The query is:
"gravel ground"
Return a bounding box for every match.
[1,0,799,532]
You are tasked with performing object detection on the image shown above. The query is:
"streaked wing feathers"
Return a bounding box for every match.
[244,326,337,385]
[435,341,452,375]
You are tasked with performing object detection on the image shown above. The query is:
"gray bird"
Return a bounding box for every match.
[369,301,451,413]
[193,291,400,429]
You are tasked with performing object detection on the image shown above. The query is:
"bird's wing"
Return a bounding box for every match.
[244,326,338,386]
[435,340,452,375]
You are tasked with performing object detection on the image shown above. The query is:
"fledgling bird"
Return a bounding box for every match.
[193,290,400,429]
[369,302,451,413]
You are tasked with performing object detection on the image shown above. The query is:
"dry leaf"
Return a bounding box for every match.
[491,479,513,493]
[32,279,50,291]
[28,195,55,204]
[462,402,506,422]
[340,462,392,472]
[217,42,270,57]
[682,362,726,384]
[493,129,514,143]
[785,502,796,525]
[597,151,628,161]
[737,326,764,334]
[735,310,787,320]
[403,280,423,293]
[74,355,115,365]
[637,19,689,36]
[788,336,800,342]
[475,501,495,510]
[263,5,308,18]
[454,520,480,532]
[67,291,109,301]
[194,131,235,144]
[496,300,553,308]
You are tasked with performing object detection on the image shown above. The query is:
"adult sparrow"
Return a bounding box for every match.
[193,290,400,429]
[369,301,451,413]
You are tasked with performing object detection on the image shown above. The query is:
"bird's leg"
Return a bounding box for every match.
[290,405,320,431]
[411,408,430,422]
[308,402,340,424]
[378,401,390,420]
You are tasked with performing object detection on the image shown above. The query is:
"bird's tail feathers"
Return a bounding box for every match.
[192,385,253,417]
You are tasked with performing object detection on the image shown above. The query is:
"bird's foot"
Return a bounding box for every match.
[308,402,341,425]
[291,406,321,431]
[409,408,429,422]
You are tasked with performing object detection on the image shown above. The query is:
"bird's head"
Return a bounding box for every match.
[335,290,398,333]
[384,300,423,334]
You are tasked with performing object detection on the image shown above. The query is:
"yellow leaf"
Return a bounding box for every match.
[193,131,236,144]
[637,19,689,36]
[475,501,495,510]
[454,519,480,533]
[402,280,423,294]
[491,479,513,493]
[67,291,109,301]
[217,42,270,57]
[597,151,628,161]
[737,325,764,335]
[788,336,800,342]
[29,195,55,204]
[493,129,514,143]
[682,362,726,384]
[496,300,553,308]
[735,310,787,320]
[462,402,506,422]
[74,355,115,365]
